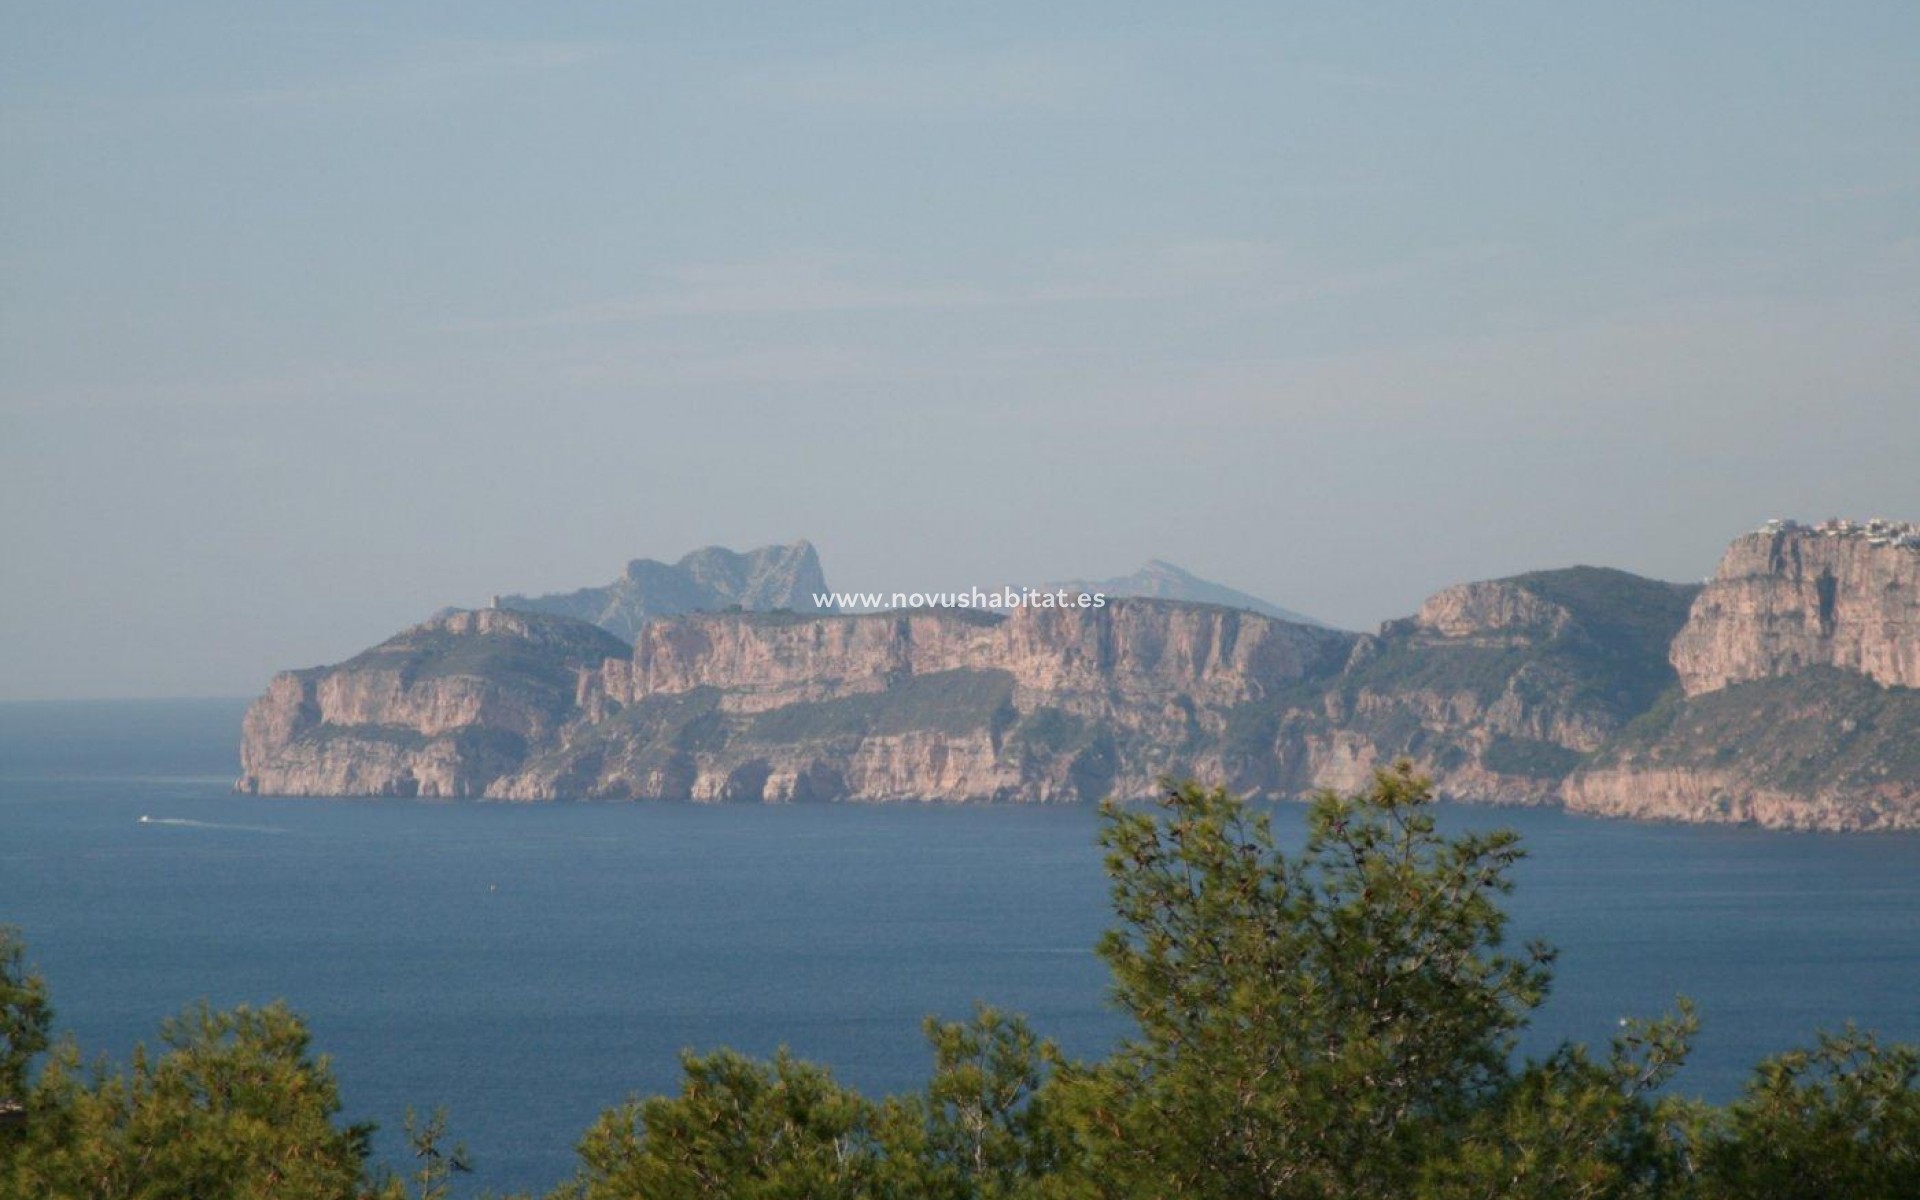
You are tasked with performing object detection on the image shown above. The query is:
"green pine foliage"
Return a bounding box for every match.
[0,932,51,1105]
[2,994,375,1200]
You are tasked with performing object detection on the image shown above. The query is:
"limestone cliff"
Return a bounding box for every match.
[1564,520,1920,830]
[498,600,1356,803]
[239,598,1358,804]
[1251,568,1699,803]
[236,608,630,798]
[1670,522,1920,694]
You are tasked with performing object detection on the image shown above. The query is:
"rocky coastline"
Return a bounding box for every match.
[238,524,1920,830]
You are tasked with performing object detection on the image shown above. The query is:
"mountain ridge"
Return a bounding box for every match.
[497,540,832,641]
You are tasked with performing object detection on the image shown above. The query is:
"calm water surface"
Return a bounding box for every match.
[3,700,1918,1194]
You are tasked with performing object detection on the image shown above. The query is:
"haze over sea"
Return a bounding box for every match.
[4,700,1919,1195]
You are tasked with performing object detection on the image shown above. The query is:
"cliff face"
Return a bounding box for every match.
[1266,568,1699,804]
[238,598,1359,804]
[509,600,1357,804]
[1670,527,1920,694]
[500,540,832,641]
[1566,523,1920,830]
[236,609,630,798]
[592,611,1005,713]
[583,602,1345,716]
[1410,581,1573,641]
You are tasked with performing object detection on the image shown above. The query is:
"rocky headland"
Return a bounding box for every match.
[238,522,1920,830]
[1564,519,1920,830]
[1669,521,1920,694]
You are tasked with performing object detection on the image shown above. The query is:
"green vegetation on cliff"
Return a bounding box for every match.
[1305,567,1705,793]
[1482,734,1586,779]
[1510,568,1700,667]
[1342,638,1537,704]
[745,669,1016,742]
[1509,566,1701,714]
[335,612,629,696]
[1344,567,1698,716]
[1589,669,1920,792]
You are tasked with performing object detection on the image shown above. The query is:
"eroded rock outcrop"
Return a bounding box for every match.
[238,598,1359,804]
[1565,521,1920,830]
[502,600,1356,803]
[237,608,630,798]
[1670,523,1920,694]
[1258,568,1698,804]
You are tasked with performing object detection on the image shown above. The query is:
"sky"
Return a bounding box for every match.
[2,2,1917,700]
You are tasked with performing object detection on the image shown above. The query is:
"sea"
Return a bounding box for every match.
[3,699,1918,1195]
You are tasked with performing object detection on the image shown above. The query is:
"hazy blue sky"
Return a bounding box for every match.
[3,2,1916,699]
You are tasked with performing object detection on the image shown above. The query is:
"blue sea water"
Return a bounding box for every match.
[3,699,1918,1195]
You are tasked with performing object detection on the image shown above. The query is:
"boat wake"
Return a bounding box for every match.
[137,816,286,834]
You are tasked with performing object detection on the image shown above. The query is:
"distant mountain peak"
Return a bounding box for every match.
[1137,559,1195,577]
[1049,560,1329,628]
[503,541,831,641]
